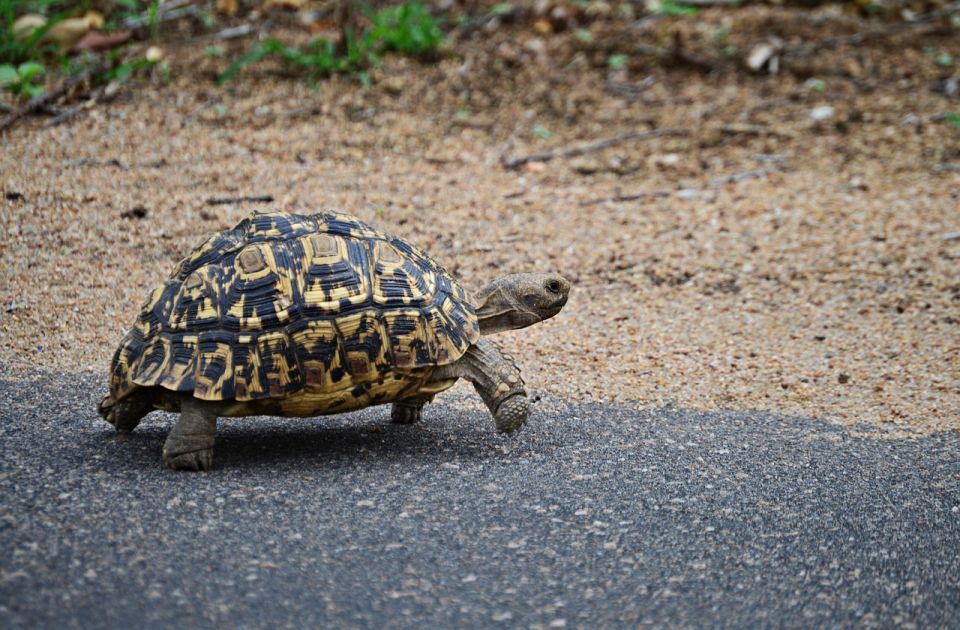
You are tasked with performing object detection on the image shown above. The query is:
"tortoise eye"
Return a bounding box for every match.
[546,279,562,293]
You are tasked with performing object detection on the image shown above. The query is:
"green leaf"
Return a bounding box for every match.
[607,54,629,69]
[204,45,225,58]
[17,61,45,81]
[489,3,514,16]
[657,0,699,16]
[23,83,44,98]
[936,53,954,67]
[217,40,276,85]
[532,124,552,139]
[946,112,960,129]
[0,65,18,87]
[574,29,593,43]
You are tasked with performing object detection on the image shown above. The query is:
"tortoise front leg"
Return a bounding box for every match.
[433,338,527,433]
[162,397,218,472]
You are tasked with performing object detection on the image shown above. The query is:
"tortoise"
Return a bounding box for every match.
[98,210,570,471]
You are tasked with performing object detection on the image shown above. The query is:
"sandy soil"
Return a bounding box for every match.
[1,6,958,433]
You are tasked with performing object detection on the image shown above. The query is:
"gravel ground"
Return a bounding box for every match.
[1,14,959,431]
[1,370,958,628]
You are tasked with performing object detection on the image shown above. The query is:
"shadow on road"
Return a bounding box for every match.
[1,371,958,628]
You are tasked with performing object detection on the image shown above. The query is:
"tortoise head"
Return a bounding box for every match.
[473,273,570,335]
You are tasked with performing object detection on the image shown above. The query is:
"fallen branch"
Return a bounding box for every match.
[45,104,86,127]
[64,158,127,169]
[709,168,777,186]
[206,195,275,205]
[122,0,198,28]
[503,128,689,170]
[944,231,960,241]
[634,44,722,73]
[579,190,672,207]
[215,24,253,40]
[0,68,93,133]
[453,6,526,41]
[719,123,796,139]
[605,76,656,101]
[784,0,960,58]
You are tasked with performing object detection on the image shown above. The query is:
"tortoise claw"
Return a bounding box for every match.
[163,448,214,472]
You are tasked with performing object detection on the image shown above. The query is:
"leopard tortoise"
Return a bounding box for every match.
[98,210,570,471]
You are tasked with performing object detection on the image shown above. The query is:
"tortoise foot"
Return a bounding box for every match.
[163,447,213,472]
[495,394,528,434]
[391,400,425,425]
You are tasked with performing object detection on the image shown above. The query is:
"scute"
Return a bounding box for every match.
[108,210,480,408]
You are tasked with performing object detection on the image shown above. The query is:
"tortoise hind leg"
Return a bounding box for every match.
[98,390,156,433]
[391,398,429,424]
[162,397,218,472]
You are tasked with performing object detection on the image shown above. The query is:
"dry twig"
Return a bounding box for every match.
[0,68,94,133]
[579,190,672,207]
[719,123,796,139]
[634,44,722,73]
[215,24,254,40]
[710,168,778,187]
[783,0,960,58]
[206,195,275,205]
[45,104,87,127]
[122,0,198,28]
[503,128,689,170]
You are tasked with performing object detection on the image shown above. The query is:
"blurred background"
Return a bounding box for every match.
[1,0,958,431]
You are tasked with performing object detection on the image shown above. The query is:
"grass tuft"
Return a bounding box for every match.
[218,1,443,86]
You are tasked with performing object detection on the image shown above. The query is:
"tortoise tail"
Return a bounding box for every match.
[97,392,152,432]
[97,395,115,419]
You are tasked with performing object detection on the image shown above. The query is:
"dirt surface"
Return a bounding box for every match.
[1,6,958,432]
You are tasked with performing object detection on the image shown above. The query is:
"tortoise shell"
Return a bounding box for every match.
[107,211,480,414]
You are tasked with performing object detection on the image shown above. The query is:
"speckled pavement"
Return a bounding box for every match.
[1,370,958,628]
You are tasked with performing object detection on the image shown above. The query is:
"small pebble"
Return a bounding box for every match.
[810,106,835,122]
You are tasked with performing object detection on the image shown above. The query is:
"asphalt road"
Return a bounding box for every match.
[1,371,958,629]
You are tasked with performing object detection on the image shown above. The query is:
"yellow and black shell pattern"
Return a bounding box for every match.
[107,211,480,414]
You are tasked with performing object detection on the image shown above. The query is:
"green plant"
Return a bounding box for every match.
[946,112,960,129]
[63,47,162,90]
[218,1,444,85]
[531,124,551,139]
[655,0,699,17]
[147,0,160,39]
[607,54,628,69]
[0,60,45,97]
[367,1,443,57]
[218,37,367,85]
[1,1,64,66]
